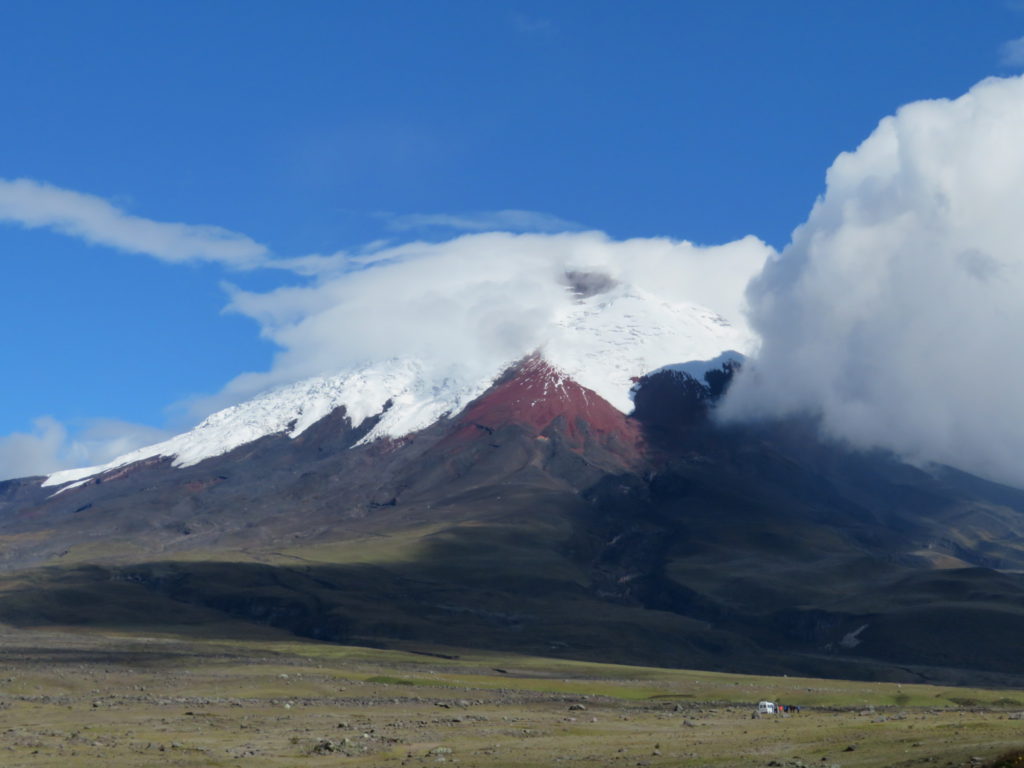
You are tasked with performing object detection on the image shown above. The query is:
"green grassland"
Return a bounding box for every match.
[1,623,1023,768]
[6,508,1024,691]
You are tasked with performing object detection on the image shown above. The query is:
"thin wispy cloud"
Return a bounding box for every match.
[264,252,352,277]
[384,209,583,234]
[511,14,555,38]
[0,179,586,277]
[1000,35,1024,67]
[0,178,270,269]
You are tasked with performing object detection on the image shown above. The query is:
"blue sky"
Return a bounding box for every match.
[3,0,1024,478]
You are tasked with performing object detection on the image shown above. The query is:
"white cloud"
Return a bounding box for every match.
[384,209,583,234]
[0,417,170,481]
[721,74,1024,488]
[0,417,68,479]
[0,178,269,268]
[0,178,586,275]
[191,230,770,416]
[1000,36,1024,68]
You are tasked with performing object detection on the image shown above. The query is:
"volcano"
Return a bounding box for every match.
[4,284,1024,686]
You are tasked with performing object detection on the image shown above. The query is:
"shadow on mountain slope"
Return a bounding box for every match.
[6,462,1024,686]
[5,363,1024,684]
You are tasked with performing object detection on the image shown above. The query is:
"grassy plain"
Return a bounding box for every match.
[1,624,1023,767]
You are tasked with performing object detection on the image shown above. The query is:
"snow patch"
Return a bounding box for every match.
[648,350,746,384]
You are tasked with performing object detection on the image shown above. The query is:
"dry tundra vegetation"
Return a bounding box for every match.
[2,623,1024,768]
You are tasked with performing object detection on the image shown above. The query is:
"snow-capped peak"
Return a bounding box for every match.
[43,283,755,489]
[544,284,752,411]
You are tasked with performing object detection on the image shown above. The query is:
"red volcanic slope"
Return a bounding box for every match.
[448,356,642,458]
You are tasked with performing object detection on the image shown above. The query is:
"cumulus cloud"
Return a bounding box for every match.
[384,209,583,233]
[0,178,269,268]
[0,417,170,480]
[722,75,1024,487]
[193,230,769,415]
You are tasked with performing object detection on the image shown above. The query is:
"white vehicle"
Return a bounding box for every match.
[757,701,777,715]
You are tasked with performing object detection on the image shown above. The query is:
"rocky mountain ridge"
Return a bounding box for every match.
[4,354,1024,684]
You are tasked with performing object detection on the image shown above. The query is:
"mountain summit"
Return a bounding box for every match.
[43,279,749,491]
[4,278,1024,685]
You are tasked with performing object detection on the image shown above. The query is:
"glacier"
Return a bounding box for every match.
[43,281,753,490]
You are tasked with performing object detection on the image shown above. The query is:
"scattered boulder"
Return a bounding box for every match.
[311,739,339,754]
